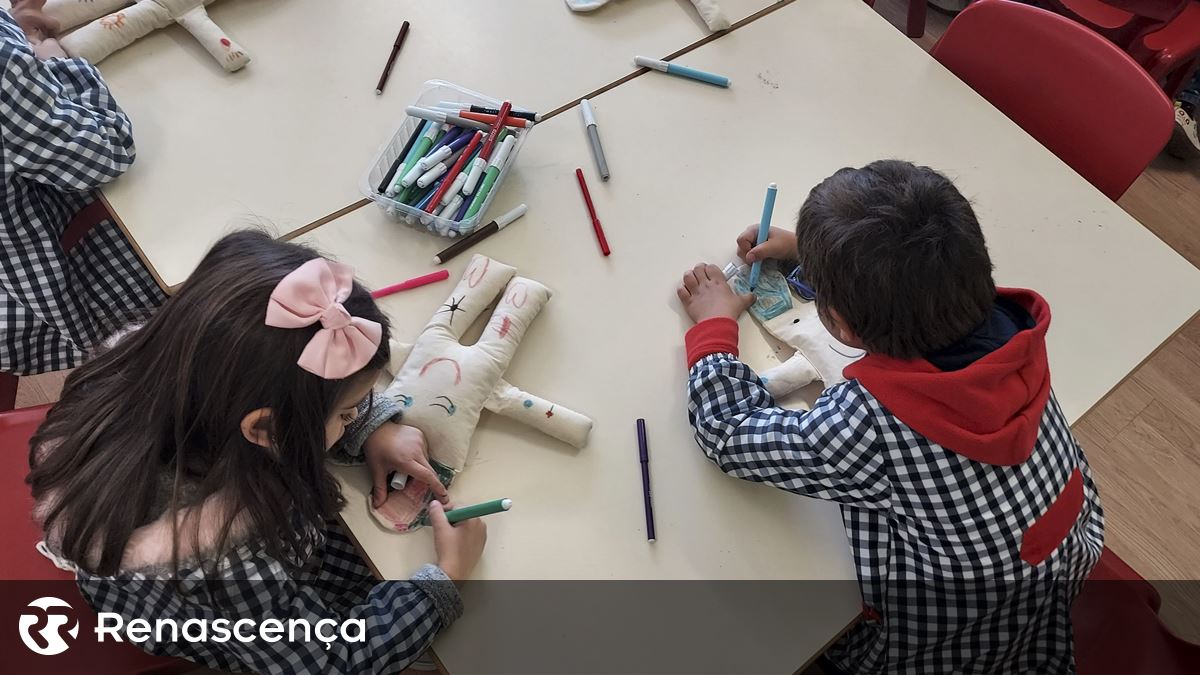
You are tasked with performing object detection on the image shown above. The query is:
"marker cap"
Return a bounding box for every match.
[580,98,597,127]
[634,55,668,72]
[495,203,529,229]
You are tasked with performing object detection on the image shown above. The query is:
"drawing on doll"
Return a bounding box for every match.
[418,357,462,385]
[546,405,555,418]
[99,12,124,28]
[496,315,513,339]
[466,257,490,288]
[429,396,457,416]
[437,296,466,325]
[506,283,528,308]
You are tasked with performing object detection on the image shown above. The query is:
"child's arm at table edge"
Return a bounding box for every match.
[1,33,135,190]
[686,317,892,508]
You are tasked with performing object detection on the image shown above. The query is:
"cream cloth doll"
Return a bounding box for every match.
[45,0,249,71]
[371,255,593,532]
[564,0,730,32]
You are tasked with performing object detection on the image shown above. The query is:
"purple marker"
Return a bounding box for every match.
[418,128,469,171]
[637,418,656,542]
[453,192,472,222]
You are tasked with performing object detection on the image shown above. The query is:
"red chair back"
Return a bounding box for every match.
[0,405,192,674]
[932,0,1174,200]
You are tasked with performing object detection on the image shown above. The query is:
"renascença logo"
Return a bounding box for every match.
[18,597,80,655]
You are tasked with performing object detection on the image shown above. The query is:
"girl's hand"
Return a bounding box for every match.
[677,263,755,324]
[429,500,487,582]
[736,225,797,263]
[364,423,450,508]
[31,37,68,60]
[11,0,61,41]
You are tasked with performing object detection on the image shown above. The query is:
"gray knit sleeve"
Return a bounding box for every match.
[411,563,464,626]
[328,393,402,465]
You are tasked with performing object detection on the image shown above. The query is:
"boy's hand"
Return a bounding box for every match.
[430,500,487,582]
[364,423,450,508]
[736,225,797,263]
[677,263,755,324]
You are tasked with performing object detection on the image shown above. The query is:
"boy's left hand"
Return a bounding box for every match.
[677,263,755,324]
[364,423,450,508]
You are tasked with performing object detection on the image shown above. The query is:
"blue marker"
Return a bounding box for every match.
[747,183,778,290]
[634,56,730,88]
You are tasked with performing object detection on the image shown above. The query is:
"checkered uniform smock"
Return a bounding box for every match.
[1,12,164,374]
[688,353,1104,674]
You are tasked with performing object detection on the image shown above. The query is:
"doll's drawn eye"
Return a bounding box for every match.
[830,345,866,358]
[429,396,457,416]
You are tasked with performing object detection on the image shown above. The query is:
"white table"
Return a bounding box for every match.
[88,0,782,286]
[297,0,1200,670]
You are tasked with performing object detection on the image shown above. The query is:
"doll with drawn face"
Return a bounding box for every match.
[369,255,593,533]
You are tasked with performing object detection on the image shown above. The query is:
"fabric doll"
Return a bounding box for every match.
[727,260,864,399]
[45,0,249,71]
[371,255,593,533]
[564,0,731,32]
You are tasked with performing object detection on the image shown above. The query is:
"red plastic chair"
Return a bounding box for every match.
[931,0,1174,200]
[1073,547,1200,674]
[1132,0,1200,98]
[0,199,110,412]
[0,405,195,674]
[863,0,929,38]
[1042,0,1188,48]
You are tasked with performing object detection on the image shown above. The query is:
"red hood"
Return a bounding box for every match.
[844,288,1051,466]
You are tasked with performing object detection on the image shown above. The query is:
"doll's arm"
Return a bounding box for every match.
[757,352,819,399]
[171,3,249,72]
[43,0,132,33]
[58,0,171,65]
[690,0,730,31]
[484,380,593,449]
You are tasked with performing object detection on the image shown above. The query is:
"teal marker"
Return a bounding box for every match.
[388,123,443,196]
[464,134,516,220]
[445,498,512,524]
[747,182,778,290]
[634,55,731,88]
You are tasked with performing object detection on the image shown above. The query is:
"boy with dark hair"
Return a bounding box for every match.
[677,160,1104,674]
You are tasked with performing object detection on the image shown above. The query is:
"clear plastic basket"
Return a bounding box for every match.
[361,80,531,238]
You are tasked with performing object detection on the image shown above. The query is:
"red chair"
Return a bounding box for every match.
[1132,0,1200,98]
[1073,547,1200,674]
[0,199,110,412]
[0,405,195,674]
[863,0,929,38]
[931,0,1174,200]
[1042,0,1188,49]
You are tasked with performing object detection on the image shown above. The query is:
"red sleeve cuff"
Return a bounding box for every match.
[685,317,740,368]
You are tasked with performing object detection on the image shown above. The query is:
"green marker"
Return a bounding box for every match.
[445,498,512,524]
[464,134,516,219]
[388,123,443,197]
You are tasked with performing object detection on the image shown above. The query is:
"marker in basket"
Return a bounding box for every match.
[426,131,483,213]
[463,101,512,195]
[377,119,428,194]
[417,144,470,189]
[464,134,515,219]
[389,123,442,195]
[417,130,469,171]
[458,110,533,129]
[747,183,778,290]
[575,168,610,256]
[467,104,540,122]
[405,106,492,132]
[636,418,656,542]
[433,203,528,264]
[370,269,451,299]
[444,498,512,525]
[374,21,410,95]
[634,55,731,88]
[580,99,610,181]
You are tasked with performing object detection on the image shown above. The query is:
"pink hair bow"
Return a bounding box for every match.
[265,258,382,379]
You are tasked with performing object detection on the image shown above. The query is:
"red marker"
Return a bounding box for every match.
[478,100,512,162]
[575,168,610,256]
[371,269,450,298]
